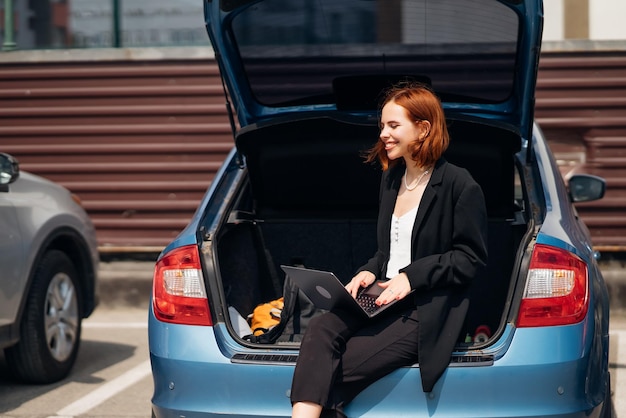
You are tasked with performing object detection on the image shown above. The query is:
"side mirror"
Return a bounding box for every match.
[0,153,20,189]
[568,174,606,203]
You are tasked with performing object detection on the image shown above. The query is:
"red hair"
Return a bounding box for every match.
[366,83,449,170]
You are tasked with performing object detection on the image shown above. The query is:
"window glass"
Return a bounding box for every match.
[1,0,209,50]
[230,0,520,106]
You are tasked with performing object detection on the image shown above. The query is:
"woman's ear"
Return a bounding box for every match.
[418,120,431,139]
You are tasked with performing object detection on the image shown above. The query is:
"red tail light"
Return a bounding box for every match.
[517,244,588,327]
[152,244,213,326]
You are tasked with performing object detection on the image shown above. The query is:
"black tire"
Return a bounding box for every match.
[5,250,83,383]
[602,373,614,418]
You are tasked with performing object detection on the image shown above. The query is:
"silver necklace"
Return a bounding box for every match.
[404,168,430,191]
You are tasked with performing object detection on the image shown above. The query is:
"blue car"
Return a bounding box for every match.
[149,0,612,417]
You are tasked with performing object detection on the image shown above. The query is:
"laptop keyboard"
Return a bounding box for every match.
[356,293,379,314]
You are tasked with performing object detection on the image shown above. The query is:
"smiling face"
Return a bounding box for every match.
[379,100,430,166]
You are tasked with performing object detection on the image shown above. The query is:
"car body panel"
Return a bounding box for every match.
[530,122,610,407]
[0,196,24,328]
[150,309,602,417]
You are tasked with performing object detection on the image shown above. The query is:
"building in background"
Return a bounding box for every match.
[2,0,209,49]
[543,0,626,41]
[2,1,626,51]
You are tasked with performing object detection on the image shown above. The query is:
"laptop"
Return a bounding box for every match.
[280,265,409,319]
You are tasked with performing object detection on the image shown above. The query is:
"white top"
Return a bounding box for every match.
[386,205,419,279]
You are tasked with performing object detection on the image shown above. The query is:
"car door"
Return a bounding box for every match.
[0,190,25,330]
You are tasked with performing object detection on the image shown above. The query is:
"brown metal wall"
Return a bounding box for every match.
[535,50,626,251]
[0,59,233,251]
[1,50,625,252]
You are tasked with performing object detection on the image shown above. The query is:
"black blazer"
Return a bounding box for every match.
[359,158,488,392]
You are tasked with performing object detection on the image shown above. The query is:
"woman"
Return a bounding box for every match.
[291,83,488,418]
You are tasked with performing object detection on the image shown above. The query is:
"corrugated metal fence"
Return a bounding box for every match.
[0,58,233,251]
[1,49,626,252]
[536,50,626,250]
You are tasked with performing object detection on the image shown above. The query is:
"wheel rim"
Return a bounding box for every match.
[45,273,79,362]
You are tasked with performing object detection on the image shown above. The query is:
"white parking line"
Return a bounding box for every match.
[612,329,626,415]
[46,360,151,418]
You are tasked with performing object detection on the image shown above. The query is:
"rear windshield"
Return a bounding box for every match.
[229,0,520,108]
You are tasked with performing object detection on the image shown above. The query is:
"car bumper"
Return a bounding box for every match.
[149,314,608,418]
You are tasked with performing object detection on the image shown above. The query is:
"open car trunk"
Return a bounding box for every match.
[212,116,530,349]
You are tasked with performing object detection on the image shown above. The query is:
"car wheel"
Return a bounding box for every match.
[5,250,83,383]
[602,373,614,418]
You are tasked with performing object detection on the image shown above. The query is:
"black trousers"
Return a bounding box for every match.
[290,301,420,417]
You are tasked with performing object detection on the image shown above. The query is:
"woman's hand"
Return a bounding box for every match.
[346,271,376,298]
[376,273,411,305]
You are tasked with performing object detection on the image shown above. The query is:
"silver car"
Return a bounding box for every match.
[0,152,99,384]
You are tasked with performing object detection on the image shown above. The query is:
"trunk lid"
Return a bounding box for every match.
[204,0,543,143]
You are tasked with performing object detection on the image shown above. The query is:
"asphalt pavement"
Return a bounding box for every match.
[96,254,626,314]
